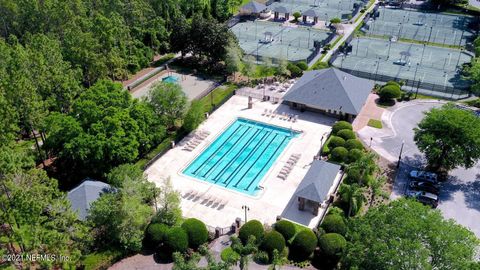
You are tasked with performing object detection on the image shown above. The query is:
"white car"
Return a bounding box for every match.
[409,170,438,183]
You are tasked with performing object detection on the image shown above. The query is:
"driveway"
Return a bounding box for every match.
[358,100,480,237]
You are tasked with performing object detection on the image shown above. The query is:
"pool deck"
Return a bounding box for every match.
[146,95,334,229]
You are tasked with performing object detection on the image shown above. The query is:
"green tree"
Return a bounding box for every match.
[183,101,205,132]
[148,82,188,130]
[152,178,183,226]
[0,169,89,269]
[342,199,479,269]
[346,152,378,186]
[413,103,480,172]
[243,56,257,81]
[225,40,243,79]
[87,171,156,252]
[231,235,257,270]
[338,183,366,217]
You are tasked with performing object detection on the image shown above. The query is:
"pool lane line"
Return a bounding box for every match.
[212,128,265,184]
[191,123,245,175]
[201,126,259,179]
[216,129,271,185]
[228,132,279,188]
[243,135,289,192]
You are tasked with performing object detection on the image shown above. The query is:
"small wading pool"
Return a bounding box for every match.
[162,75,179,83]
[183,118,299,195]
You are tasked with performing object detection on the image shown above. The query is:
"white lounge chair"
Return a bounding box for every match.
[262,109,268,116]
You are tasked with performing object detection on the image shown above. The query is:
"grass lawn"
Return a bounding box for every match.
[413,93,449,101]
[198,83,238,113]
[368,119,383,129]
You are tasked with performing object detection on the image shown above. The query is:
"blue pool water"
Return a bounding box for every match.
[183,118,299,195]
[162,75,179,83]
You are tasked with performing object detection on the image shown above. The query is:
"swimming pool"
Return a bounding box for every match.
[162,75,179,83]
[183,118,299,196]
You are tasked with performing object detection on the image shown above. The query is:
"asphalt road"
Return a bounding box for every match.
[377,102,480,237]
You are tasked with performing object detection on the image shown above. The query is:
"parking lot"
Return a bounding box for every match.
[358,101,480,237]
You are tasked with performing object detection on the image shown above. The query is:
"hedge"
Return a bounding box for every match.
[261,231,286,256]
[330,147,348,163]
[318,233,347,258]
[274,220,296,241]
[345,139,364,151]
[164,227,189,254]
[239,220,264,244]
[289,230,318,261]
[337,129,356,140]
[332,121,352,134]
[328,136,345,149]
[320,214,347,236]
[385,80,401,87]
[348,149,364,163]
[144,223,169,250]
[181,218,208,249]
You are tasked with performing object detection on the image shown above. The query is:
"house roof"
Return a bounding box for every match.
[273,6,288,14]
[282,68,373,115]
[294,160,341,203]
[67,179,111,220]
[302,9,318,17]
[241,1,267,13]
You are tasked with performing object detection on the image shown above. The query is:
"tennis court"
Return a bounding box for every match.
[331,37,473,98]
[232,20,333,62]
[364,8,476,46]
[269,0,367,21]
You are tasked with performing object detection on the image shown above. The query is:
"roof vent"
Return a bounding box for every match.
[343,76,347,80]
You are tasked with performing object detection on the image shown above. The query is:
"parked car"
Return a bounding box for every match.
[406,190,439,208]
[409,170,438,183]
[409,181,440,194]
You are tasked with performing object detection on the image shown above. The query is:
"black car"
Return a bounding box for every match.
[409,181,440,194]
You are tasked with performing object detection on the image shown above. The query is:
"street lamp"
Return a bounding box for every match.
[242,205,250,222]
[413,63,420,99]
[397,140,405,168]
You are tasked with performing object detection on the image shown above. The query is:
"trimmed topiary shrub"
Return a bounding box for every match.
[320,214,347,236]
[274,220,296,241]
[296,61,308,71]
[328,136,345,149]
[164,227,189,254]
[261,231,286,256]
[318,233,346,258]
[378,84,402,102]
[181,218,208,249]
[337,129,356,140]
[345,139,364,151]
[330,147,348,163]
[347,149,364,163]
[332,121,353,134]
[386,80,401,87]
[239,220,264,244]
[144,223,169,250]
[290,230,318,261]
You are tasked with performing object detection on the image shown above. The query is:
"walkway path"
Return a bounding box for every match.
[318,0,379,64]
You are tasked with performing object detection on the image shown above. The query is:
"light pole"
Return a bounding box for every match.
[242,205,250,222]
[413,63,420,99]
[397,140,405,168]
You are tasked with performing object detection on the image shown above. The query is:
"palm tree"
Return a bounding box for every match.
[368,175,389,207]
[346,152,379,186]
[339,183,366,217]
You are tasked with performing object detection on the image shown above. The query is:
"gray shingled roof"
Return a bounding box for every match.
[273,6,288,14]
[241,1,267,13]
[295,160,341,203]
[302,9,318,17]
[283,68,373,115]
[67,180,111,220]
